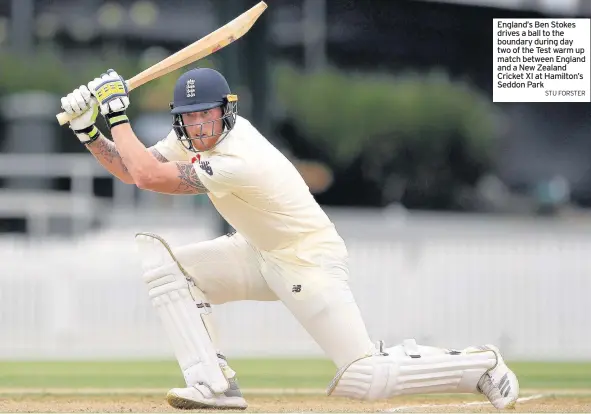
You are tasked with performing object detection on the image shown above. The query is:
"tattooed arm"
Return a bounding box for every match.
[133,161,209,195]
[109,122,208,195]
[85,133,168,184]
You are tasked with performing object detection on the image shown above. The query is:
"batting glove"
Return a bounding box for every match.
[87,69,130,129]
[60,85,100,145]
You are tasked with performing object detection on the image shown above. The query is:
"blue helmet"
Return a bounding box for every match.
[170,67,238,152]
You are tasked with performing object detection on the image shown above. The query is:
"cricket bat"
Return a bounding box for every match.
[56,1,267,126]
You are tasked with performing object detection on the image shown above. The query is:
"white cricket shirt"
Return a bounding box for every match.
[152,116,340,253]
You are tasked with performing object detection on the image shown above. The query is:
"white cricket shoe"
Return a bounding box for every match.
[167,377,247,410]
[474,345,520,409]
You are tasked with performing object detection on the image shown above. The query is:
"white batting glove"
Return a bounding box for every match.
[87,69,130,129]
[60,85,100,144]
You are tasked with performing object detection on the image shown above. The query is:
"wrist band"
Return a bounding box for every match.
[74,125,100,145]
[106,111,130,128]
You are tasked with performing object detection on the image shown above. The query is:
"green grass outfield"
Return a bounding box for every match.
[0,360,589,390]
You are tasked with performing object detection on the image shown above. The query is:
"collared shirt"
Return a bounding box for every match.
[152,116,340,253]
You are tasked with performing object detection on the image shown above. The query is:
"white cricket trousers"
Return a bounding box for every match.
[172,229,375,368]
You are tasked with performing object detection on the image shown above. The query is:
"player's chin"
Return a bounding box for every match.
[191,137,217,152]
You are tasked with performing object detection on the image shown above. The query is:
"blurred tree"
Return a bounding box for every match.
[0,48,218,109]
[0,49,137,96]
[274,64,502,209]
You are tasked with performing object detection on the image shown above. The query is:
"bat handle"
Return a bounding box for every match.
[56,111,76,126]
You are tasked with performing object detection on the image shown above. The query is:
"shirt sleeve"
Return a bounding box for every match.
[150,130,193,162]
[193,155,248,196]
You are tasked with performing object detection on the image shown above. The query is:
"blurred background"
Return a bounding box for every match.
[0,0,590,392]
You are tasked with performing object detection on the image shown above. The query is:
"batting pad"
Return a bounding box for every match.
[327,339,497,400]
[135,233,228,393]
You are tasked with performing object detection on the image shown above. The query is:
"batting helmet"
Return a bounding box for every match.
[170,67,238,152]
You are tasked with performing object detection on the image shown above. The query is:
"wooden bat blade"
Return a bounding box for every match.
[127,1,267,90]
[56,1,267,126]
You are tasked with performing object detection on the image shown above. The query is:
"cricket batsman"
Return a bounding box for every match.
[60,68,519,410]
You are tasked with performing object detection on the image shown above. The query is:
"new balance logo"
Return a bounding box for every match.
[292,285,302,293]
[200,160,213,176]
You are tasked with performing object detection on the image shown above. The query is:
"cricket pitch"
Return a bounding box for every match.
[0,389,590,413]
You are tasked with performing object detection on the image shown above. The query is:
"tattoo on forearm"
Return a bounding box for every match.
[91,138,128,173]
[175,162,209,194]
[149,148,169,163]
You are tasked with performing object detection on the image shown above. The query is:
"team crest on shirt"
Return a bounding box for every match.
[191,154,213,176]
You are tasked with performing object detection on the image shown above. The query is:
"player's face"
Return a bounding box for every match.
[182,106,224,151]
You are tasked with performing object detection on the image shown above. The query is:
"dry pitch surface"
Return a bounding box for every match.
[0,390,590,413]
[1,361,589,412]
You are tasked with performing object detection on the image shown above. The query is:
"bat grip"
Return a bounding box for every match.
[56,111,76,126]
